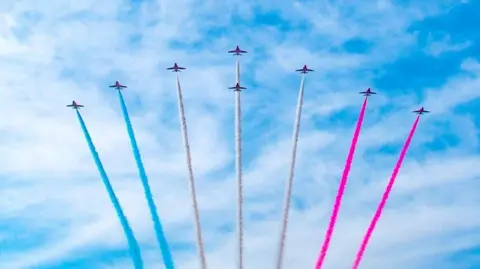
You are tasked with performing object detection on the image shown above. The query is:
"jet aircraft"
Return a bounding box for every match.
[228,46,247,55]
[66,100,84,109]
[413,107,430,114]
[167,63,186,72]
[109,81,127,90]
[359,88,377,96]
[229,83,246,92]
[295,65,314,74]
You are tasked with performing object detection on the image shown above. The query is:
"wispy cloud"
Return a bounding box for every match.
[424,33,472,56]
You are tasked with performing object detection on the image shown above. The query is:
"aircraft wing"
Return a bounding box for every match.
[166,67,174,70]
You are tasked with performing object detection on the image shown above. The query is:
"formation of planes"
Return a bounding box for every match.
[68,46,430,115]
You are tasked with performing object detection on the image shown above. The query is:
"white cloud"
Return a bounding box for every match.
[424,33,472,56]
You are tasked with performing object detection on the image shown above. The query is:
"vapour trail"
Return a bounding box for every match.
[175,74,208,269]
[234,59,244,269]
[75,109,144,269]
[117,90,175,269]
[315,97,369,269]
[275,74,306,269]
[352,115,421,269]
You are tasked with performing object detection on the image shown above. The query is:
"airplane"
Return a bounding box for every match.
[167,63,186,72]
[228,83,247,91]
[109,81,127,90]
[359,88,377,96]
[413,107,430,114]
[66,100,84,109]
[228,46,247,55]
[295,65,314,74]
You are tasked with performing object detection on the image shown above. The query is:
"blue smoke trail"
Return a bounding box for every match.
[116,90,175,269]
[75,110,143,269]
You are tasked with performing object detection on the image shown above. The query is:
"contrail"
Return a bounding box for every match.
[117,90,175,269]
[175,74,208,269]
[275,74,306,269]
[75,109,143,269]
[227,45,247,269]
[352,115,421,269]
[315,97,369,269]
[234,59,244,269]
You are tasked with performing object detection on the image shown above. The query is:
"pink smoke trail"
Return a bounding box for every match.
[315,97,369,269]
[352,115,421,269]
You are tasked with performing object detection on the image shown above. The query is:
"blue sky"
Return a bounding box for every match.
[1,0,479,268]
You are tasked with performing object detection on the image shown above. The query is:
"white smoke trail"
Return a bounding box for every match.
[234,59,244,269]
[175,74,208,269]
[275,75,306,269]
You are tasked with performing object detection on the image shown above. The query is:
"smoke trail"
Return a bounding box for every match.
[175,74,208,269]
[352,115,421,269]
[234,59,244,269]
[315,97,369,269]
[116,91,175,269]
[75,110,143,269]
[275,75,306,269]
